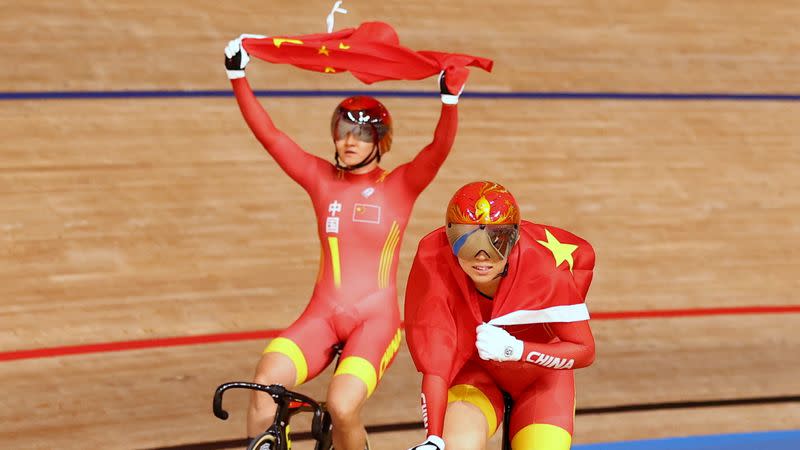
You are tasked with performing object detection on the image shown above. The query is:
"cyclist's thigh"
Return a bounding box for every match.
[253,351,300,388]
[263,303,339,386]
[508,371,575,450]
[447,360,505,439]
[443,401,492,450]
[333,298,401,397]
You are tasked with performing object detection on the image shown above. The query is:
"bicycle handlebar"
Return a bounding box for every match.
[213,381,323,420]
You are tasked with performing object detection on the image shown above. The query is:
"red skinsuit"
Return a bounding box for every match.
[406,222,596,444]
[232,78,457,389]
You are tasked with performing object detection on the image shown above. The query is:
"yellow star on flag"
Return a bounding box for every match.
[272,38,304,48]
[536,229,578,272]
[318,45,330,56]
[324,67,336,73]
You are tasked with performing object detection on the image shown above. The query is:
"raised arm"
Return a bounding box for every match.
[404,104,458,194]
[402,72,464,195]
[225,35,326,189]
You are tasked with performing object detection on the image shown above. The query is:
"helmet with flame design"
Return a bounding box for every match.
[445,181,520,259]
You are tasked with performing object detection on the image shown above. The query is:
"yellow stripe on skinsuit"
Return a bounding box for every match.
[511,423,572,450]
[263,337,308,386]
[447,384,498,436]
[383,223,401,287]
[334,356,378,397]
[377,222,398,288]
[328,236,341,288]
[378,222,400,288]
[380,227,399,288]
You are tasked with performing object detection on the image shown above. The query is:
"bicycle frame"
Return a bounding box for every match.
[501,391,513,450]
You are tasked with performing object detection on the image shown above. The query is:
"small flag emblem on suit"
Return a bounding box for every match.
[353,203,381,224]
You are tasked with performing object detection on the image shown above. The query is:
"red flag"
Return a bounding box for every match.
[405,222,595,382]
[352,203,381,224]
[242,22,493,93]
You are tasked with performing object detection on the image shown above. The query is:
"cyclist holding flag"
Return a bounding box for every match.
[223,26,467,450]
[405,181,597,450]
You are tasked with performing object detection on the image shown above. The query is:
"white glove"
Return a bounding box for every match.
[224,34,266,79]
[408,435,445,450]
[475,323,523,362]
[438,70,465,105]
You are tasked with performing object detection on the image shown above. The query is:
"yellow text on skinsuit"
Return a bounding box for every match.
[378,328,403,378]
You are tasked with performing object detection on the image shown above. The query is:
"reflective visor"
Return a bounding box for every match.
[333,118,376,143]
[446,224,519,260]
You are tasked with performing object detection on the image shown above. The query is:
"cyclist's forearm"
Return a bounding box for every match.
[405,104,458,191]
[420,373,448,437]
[231,78,281,145]
[518,340,595,369]
[230,78,321,187]
[420,103,458,169]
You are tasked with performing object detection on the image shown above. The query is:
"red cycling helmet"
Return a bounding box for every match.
[331,96,393,170]
[445,181,521,259]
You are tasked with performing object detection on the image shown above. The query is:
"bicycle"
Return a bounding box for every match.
[214,345,342,450]
[213,361,513,450]
[214,381,333,450]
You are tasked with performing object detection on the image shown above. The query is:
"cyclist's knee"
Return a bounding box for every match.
[327,378,367,424]
[253,351,298,387]
[442,401,491,450]
[260,337,307,385]
[326,398,362,425]
[249,390,275,413]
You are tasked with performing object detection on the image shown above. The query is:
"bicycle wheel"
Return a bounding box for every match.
[248,430,280,450]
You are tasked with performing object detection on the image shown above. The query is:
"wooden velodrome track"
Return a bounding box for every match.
[2,1,800,449]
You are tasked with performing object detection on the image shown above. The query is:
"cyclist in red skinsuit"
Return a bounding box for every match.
[405,181,596,450]
[223,35,465,450]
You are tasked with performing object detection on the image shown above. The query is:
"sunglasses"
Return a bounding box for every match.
[446,223,519,260]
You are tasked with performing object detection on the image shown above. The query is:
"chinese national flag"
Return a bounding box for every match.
[353,203,381,223]
[242,21,493,93]
[404,224,595,383]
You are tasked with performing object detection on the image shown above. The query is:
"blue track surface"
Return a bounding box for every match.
[574,430,800,450]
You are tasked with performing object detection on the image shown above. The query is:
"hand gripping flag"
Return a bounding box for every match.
[242,21,493,93]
